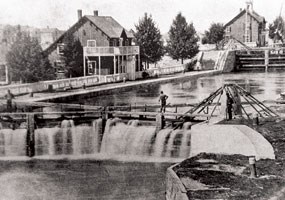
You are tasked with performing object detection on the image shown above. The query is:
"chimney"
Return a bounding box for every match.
[240,8,242,12]
[78,9,82,20]
[94,10,99,16]
[246,1,253,12]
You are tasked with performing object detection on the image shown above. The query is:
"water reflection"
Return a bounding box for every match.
[0,160,171,200]
[76,72,285,107]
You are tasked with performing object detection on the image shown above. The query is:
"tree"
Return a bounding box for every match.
[2,25,18,44]
[167,13,199,64]
[62,33,84,77]
[6,30,54,83]
[202,23,225,49]
[269,16,285,43]
[134,13,164,69]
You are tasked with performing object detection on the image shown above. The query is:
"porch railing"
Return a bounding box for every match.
[84,46,139,56]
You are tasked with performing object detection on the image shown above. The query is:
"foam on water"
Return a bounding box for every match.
[0,118,192,162]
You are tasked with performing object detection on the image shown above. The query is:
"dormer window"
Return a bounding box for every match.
[87,40,96,47]
[57,43,65,55]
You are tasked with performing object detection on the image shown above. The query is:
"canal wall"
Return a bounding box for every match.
[222,50,236,72]
[0,64,188,97]
[28,70,222,103]
[166,163,188,200]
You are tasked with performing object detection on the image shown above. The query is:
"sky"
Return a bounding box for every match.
[0,0,284,34]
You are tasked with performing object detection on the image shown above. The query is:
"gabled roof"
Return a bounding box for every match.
[44,15,133,54]
[224,9,266,27]
[85,15,133,38]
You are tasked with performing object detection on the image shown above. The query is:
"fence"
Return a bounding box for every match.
[0,64,187,97]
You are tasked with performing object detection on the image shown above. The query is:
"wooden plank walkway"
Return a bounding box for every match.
[9,100,104,111]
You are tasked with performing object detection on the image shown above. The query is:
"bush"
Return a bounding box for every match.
[142,71,150,79]
[185,59,197,71]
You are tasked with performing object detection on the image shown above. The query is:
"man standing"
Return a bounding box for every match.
[159,91,168,113]
[5,89,14,112]
[226,92,234,120]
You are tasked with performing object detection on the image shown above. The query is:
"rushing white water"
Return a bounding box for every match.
[35,119,103,156]
[0,118,192,159]
[152,129,172,157]
[100,119,192,158]
[0,129,27,156]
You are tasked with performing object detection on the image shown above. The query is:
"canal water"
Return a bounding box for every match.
[1,71,285,199]
[80,71,284,107]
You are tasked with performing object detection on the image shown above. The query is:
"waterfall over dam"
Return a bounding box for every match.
[0,119,192,159]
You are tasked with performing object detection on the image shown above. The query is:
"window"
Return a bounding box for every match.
[125,39,129,46]
[113,39,117,47]
[57,43,65,55]
[87,40,96,47]
[83,30,86,36]
[119,38,123,46]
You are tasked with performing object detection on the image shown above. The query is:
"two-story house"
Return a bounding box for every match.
[224,2,266,46]
[45,10,140,80]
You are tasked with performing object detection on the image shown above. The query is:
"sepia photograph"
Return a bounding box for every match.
[0,0,285,199]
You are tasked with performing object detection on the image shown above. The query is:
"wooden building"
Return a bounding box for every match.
[224,2,266,46]
[45,10,140,79]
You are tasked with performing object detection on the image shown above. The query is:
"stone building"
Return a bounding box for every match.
[45,10,140,79]
[224,2,266,46]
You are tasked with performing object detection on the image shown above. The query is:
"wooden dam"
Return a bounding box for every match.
[0,84,278,158]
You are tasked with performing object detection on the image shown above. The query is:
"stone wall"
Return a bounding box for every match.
[166,163,188,200]
[222,50,236,72]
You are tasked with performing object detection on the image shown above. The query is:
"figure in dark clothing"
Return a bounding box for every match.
[159,91,168,113]
[5,89,14,112]
[226,92,234,120]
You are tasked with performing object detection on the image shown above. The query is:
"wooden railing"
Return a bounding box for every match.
[0,75,101,97]
[84,46,139,56]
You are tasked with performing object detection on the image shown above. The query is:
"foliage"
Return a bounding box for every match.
[6,30,54,83]
[134,13,164,68]
[141,71,150,79]
[167,12,199,64]
[269,16,285,43]
[185,59,197,71]
[2,25,19,44]
[202,23,225,49]
[61,33,84,77]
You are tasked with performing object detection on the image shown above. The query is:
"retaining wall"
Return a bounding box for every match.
[36,70,222,103]
[166,163,188,200]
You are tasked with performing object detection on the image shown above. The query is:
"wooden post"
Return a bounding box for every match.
[264,50,269,72]
[83,52,86,77]
[5,64,9,84]
[144,104,147,118]
[114,55,116,75]
[105,107,113,119]
[249,157,257,178]
[155,113,165,131]
[26,114,35,157]
[99,56,101,81]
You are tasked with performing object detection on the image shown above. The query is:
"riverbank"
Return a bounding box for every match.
[15,70,221,103]
[167,119,285,199]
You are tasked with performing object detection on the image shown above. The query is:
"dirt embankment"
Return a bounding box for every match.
[173,119,285,199]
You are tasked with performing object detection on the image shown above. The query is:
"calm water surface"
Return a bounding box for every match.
[80,71,285,107]
[1,71,285,200]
